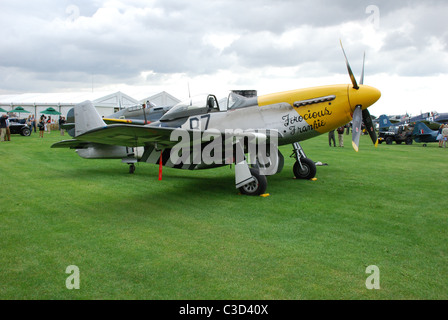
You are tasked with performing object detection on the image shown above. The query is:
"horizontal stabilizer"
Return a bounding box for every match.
[61,123,75,130]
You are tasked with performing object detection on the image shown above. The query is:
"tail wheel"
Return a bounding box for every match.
[293,158,316,180]
[129,164,136,174]
[239,168,267,196]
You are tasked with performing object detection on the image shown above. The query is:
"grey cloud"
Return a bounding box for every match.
[1,0,448,93]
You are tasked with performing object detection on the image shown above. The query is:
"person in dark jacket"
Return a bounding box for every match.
[38,118,45,138]
[337,126,345,147]
[0,114,8,141]
[328,129,336,147]
[59,116,66,136]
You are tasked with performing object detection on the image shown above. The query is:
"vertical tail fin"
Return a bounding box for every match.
[412,121,432,135]
[74,101,106,137]
[378,114,393,129]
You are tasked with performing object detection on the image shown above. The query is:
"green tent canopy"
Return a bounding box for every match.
[10,106,30,114]
[40,107,62,115]
[0,107,8,113]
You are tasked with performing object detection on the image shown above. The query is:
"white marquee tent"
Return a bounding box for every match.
[0,91,181,120]
[0,91,140,118]
[139,91,181,106]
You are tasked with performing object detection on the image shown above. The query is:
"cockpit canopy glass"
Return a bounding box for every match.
[160,94,221,121]
[158,92,257,122]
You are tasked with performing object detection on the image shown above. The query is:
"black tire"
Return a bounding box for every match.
[293,158,317,180]
[129,164,136,174]
[21,127,31,136]
[385,137,393,145]
[405,137,413,145]
[239,168,267,196]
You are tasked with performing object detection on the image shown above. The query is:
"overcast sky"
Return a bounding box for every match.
[1,0,447,116]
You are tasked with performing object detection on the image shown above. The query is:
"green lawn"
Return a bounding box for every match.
[1,131,447,299]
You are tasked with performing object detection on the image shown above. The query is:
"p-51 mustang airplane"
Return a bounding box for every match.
[52,43,381,195]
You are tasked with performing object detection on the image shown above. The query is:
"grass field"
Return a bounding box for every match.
[1,131,447,300]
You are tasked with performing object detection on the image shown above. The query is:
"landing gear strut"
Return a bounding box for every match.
[291,142,316,180]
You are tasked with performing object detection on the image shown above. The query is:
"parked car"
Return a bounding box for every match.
[378,124,413,145]
[8,118,32,136]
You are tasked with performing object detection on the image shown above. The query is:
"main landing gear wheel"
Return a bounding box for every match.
[293,158,316,180]
[129,164,136,174]
[239,168,267,196]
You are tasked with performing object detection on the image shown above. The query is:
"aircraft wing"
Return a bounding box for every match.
[51,139,93,149]
[73,124,280,148]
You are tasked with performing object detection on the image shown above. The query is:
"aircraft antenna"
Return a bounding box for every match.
[188,82,192,106]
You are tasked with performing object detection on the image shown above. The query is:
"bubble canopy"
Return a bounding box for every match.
[159,92,257,122]
[159,94,222,122]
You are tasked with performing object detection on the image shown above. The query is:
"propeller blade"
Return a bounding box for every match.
[362,109,378,147]
[360,52,365,85]
[340,40,359,90]
[352,105,362,152]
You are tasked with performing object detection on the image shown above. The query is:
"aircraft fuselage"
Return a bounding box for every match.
[156,84,381,146]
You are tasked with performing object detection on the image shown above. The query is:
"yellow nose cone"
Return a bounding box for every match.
[348,85,381,111]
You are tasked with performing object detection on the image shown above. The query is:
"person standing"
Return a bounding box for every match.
[337,126,345,147]
[328,129,336,147]
[40,115,46,133]
[32,114,36,133]
[38,118,45,138]
[59,116,66,136]
[47,116,52,133]
[0,114,7,141]
[28,115,35,133]
[5,116,11,141]
[437,124,444,148]
[442,125,448,148]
